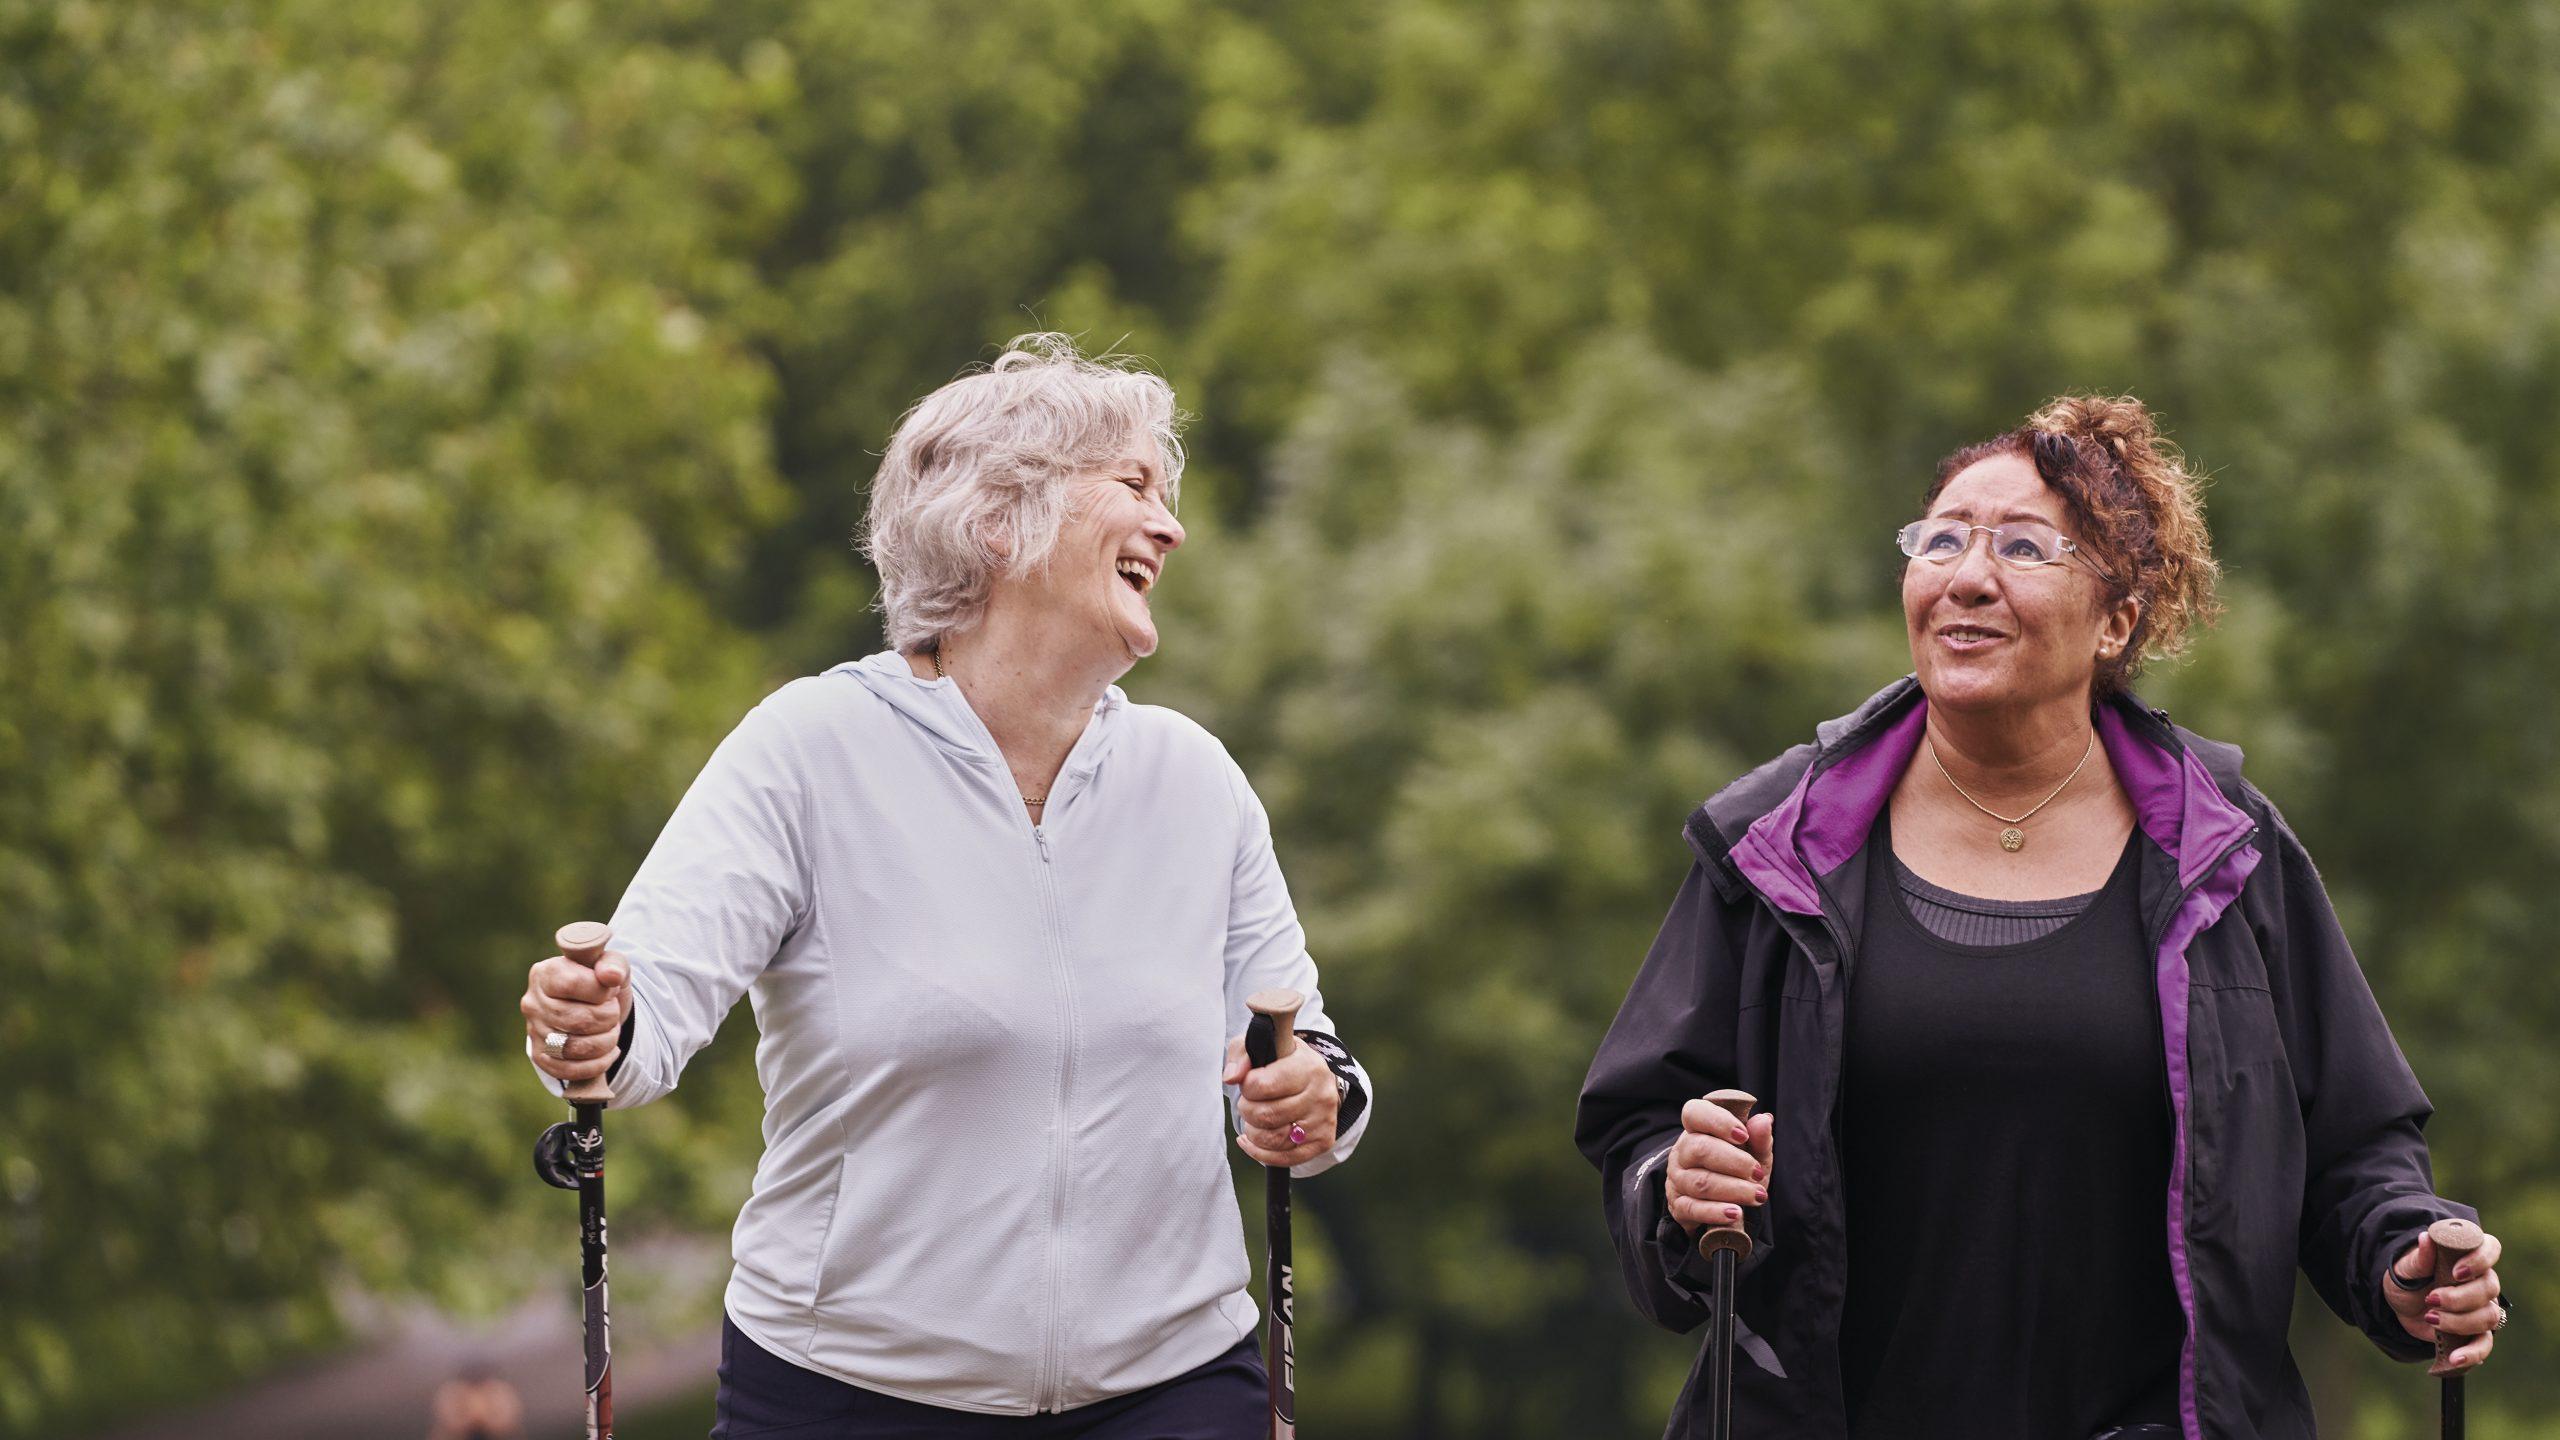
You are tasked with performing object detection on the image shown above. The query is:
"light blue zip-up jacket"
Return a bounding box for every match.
[547,651,1370,1413]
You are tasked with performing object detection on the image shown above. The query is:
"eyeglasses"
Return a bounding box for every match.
[1894,518,2101,574]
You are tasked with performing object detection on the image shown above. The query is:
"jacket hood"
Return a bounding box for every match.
[828,650,1129,784]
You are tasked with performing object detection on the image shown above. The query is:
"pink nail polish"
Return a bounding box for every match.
[1724,1206,1742,1222]
[1754,1187,1767,1204]
[2426,1311,2442,1326]
[1731,1129,1750,1145]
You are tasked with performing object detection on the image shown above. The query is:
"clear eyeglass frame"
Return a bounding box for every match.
[1894,519,2096,573]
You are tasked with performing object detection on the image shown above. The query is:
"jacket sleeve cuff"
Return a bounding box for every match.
[2371,1325,2437,1364]
[1632,1138,1715,1301]
[2364,1211,2482,1363]
[1634,1137,1772,1299]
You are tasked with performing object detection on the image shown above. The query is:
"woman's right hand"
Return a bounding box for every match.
[1666,1097,1775,1233]
[521,947,631,1086]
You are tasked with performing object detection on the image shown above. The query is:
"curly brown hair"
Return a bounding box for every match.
[1925,395,2222,696]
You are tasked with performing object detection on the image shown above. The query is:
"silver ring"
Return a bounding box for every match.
[543,1030,570,1061]
[2494,1302,2510,1332]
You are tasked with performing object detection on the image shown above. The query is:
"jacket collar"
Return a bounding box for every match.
[1709,679,2256,918]
[832,650,1128,786]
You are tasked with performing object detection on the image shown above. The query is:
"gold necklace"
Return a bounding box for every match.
[932,642,1047,809]
[1927,727,2095,853]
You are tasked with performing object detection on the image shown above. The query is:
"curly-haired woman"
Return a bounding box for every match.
[1577,398,2504,1439]
[519,336,1372,1438]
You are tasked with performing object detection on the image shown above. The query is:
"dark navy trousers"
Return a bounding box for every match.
[712,1315,1268,1439]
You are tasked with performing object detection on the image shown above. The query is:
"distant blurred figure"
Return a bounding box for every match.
[427,1358,524,1440]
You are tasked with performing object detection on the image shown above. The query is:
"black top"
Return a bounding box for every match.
[1839,812,2184,1439]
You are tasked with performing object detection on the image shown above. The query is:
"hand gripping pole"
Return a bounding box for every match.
[1694,1090,1757,1440]
[532,920,616,1439]
[2431,1217,2485,1440]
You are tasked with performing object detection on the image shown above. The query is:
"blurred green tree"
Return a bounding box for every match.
[647,0,1213,663]
[7,0,2557,1435]
[0,1,792,1430]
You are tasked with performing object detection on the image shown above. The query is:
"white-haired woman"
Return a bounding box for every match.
[519,335,1372,1439]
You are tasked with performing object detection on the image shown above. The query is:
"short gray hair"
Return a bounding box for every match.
[860,333,1188,653]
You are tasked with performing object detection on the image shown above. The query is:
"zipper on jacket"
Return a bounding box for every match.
[1806,880,1859,1432]
[1030,821,1077,1411]
[2153,825,2257,1440]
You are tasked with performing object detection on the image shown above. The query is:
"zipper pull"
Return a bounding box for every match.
[1034,825,1051,862]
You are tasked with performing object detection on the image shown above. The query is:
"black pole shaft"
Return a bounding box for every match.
[1245,1012,1295,1439]
[1707,1250,1737,1440]
[2442,1372,2462,1440]
[569,1099,614,1440]
[1266,1161,1295,1437]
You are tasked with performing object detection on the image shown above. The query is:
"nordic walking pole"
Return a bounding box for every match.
[2429,1217,2485,1440]
[1694,1090,1758,1440]
[532,920,617,1440]
[1244,989,1303,1440]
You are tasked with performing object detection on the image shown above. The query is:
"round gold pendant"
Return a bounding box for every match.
[1999,827,2025,853]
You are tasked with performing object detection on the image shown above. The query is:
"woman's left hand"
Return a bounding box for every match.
[2386,1227,2506,1374]
[1223,1033,1339,1168]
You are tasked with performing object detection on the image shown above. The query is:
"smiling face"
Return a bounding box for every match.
[1007,437,1185,668]
[1903,450,2138,718]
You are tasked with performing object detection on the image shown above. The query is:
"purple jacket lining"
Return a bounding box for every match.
[1724,693,2260,1440]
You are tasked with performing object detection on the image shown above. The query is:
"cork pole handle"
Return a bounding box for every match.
[1697,1089,1758,1260]
[2428,1217,2485,1368]
[1247,990,1302,1063]
[557,921,615,1104]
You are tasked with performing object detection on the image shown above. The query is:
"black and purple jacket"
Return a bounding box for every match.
[1576,678,2471,1440]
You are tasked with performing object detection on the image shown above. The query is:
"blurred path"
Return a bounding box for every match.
[80,1298,719,1440]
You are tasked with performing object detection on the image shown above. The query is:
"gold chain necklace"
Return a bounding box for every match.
[932,642,1046,810]
[1926,727,2095,853]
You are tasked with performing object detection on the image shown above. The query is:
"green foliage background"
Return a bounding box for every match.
[4,0,2554,1435]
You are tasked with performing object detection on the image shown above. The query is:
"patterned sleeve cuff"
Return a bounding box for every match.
[1291,1030,1371,1172]
[1295,1030,1368,1130]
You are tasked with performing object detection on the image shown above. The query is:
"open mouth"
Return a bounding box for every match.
[1115,558,1156,596]
[1938,625,2005,649]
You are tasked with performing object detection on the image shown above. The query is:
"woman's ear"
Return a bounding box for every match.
[2100,594,2142,659]
[974,514,1016,565]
